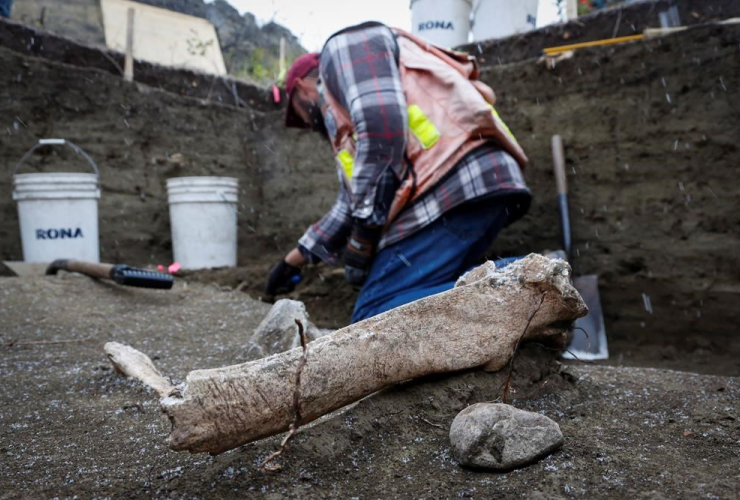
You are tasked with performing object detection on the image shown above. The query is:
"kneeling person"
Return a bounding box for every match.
[265,22,531,323]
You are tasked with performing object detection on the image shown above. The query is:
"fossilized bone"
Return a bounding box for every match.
[105,254,586,455]
[106,342,178,398]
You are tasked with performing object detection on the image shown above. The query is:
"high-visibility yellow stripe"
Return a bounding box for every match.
[337,149,354,180]
[407,104,440,149]
[489,105,518,144]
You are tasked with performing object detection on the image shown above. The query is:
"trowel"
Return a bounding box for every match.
[551,135,609,360]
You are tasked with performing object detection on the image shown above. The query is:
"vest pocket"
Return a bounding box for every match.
[407,104,440,150]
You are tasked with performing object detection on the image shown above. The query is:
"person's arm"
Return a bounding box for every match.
[265,186,353,296]
[320,25,408,227]
[284,247,307,267]
[321,25,408,284]
[297,185,353,264]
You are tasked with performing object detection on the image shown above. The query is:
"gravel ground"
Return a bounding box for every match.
[1,275,738,499]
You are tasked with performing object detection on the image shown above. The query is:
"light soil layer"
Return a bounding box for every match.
[1,23,739,374]
[0,276,738,498]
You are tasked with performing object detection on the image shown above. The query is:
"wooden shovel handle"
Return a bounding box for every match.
[551,135,572,259]
[66,260,114,279]
[47,259,114,279]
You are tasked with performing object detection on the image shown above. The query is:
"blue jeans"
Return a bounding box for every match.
[351,198,514,323]
[0,0,12,18]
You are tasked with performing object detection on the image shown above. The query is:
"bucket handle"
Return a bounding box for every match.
[14,139,100,176]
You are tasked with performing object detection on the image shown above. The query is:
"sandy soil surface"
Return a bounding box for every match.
[1,276,738,498]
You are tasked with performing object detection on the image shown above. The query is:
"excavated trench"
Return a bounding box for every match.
[2,19,737,374]
[1,11,739,497]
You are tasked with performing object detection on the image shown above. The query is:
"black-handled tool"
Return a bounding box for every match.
[46,259,174,290]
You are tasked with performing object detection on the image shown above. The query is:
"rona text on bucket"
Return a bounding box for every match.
[418,20,455,31]
[36,228,84,239]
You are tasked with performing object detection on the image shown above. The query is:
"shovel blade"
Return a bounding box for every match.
[563,275,609,360]
[3,261,50,277]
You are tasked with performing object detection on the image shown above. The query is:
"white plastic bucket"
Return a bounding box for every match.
[472,0,540,41]
[166,176,238,270]
[410,0,472,48]
[12,139,101,264]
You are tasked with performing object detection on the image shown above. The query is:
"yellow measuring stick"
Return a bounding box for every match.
[543,34,645,55]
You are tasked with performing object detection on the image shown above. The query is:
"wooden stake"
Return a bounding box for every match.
[124,7,135,82]
[278,36,286,82]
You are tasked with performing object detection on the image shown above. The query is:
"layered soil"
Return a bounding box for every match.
[1,14,739,372]
[2,3,739,498]
[1,276,738,499]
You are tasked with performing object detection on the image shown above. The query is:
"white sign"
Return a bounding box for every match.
[101,0,227,75]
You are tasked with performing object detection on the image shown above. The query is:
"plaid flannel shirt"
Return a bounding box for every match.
[298,24,531,264]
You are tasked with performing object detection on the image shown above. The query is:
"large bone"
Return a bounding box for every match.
[105,254,587,455]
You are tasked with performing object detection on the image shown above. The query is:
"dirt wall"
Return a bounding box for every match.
[483,23,740,362]
[1,21,738,365]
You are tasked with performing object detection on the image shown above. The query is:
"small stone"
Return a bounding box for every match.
[449,403,563,470]
[247,299,330,358]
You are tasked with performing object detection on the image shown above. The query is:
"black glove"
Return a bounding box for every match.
[265,260,302,296]
[343,226,382,287]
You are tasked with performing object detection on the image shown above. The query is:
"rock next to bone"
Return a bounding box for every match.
[246,299,330,358]
[449,403,564,470]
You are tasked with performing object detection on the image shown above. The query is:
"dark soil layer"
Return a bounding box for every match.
[483,23,740,376]
[1,276,738,499]
[1,20,739,375]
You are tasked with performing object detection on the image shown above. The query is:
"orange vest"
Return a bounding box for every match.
[321,27,529,224]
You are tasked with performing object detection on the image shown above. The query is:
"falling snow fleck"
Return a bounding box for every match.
[719,76,727,91]
[642,293,653,314]
[398,253,411,267]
